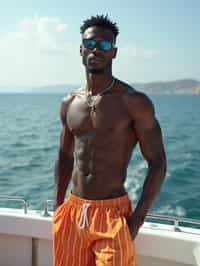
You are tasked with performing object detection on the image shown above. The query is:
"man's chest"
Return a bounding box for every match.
[67,94,130,135]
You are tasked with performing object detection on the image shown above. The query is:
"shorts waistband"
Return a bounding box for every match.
[67,192,130,208]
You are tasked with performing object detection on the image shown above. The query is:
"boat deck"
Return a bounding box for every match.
[0,206,200,266]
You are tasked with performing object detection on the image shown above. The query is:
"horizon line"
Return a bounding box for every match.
[0,77,199,90]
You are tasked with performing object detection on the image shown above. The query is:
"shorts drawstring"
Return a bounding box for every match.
[78,203,91,229]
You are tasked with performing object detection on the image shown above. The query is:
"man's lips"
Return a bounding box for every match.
[88,55,104,62]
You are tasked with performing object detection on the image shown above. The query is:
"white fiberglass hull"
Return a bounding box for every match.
[0,207,200,266]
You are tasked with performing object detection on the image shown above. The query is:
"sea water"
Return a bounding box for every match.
[0,93,199,222]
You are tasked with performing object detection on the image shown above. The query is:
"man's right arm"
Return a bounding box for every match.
[54,96,74,210]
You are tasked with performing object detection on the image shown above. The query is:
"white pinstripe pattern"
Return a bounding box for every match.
[97,238,103,264]
[82,224,88,265]
[58,244,64,265]
[78,205,92,265]
[81,203,90,265]
[94,202,104,265]
[58,225,67,265]
[54,211,66,258]
[123,217,129,265]
[78,237,83,266]
[72,227,78,266]
[106,207,111,264]
[85,244,88,265]
[55,196,132,266]
[98,207,103,233]
[88,205,96,263]
[65,219,73,266]
[61,214,68,244]
[55,234,60,258]
[57,211,68,266]
[117,198,123,266]
[112,234,115,266]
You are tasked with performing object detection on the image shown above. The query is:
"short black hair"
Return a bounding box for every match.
[80,15,119,40]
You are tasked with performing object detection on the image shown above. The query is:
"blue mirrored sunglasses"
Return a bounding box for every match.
[83,38,114,51]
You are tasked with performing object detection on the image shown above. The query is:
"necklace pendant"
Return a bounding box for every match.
[90,106,97,127]
[87,94,93,107]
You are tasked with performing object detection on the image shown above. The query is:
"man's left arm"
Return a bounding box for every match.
[124,91,167,239]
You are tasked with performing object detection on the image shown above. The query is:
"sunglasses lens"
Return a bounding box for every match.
[83,39,113,51]
[83,39,96,49]
[99,40,113,51]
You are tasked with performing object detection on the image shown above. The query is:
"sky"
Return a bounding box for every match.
[0,0,200,90]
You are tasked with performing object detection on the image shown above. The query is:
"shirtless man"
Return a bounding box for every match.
[53,15,166,266]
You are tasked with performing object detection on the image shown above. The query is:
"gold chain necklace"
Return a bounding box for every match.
[85,78,115,112]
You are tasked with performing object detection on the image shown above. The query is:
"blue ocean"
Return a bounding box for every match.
[0,93,199,223]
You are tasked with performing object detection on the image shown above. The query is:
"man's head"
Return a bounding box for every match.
[80,15,119,74]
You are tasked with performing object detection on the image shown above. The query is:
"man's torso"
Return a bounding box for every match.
[65,80,138,199]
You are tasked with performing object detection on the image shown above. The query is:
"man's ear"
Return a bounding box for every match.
[113,47,117,59]
[80,44,83,56]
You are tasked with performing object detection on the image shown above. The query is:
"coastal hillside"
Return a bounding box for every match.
[132,79,200,94]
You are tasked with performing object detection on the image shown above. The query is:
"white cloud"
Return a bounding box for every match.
[16,15,68,53]
[0,15,159,88]
[0,15,83,87]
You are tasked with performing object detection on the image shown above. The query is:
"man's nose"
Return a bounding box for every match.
[92,46,101,54]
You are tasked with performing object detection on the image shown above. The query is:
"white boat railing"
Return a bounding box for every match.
[42,199,54,217]
[0,196,28,214]
[146,213,200,232]
[0,196,200,232]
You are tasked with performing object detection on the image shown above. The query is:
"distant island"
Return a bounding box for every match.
[1,78,200,94]
[132,79,200,94]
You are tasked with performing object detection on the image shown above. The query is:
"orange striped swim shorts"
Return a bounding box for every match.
[53,192,137,266]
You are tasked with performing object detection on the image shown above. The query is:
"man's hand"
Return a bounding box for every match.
[125,215,143,240]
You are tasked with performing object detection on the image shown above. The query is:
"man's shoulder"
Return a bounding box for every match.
[62,89,77,103]
[60,88,82,122]
[61,87,84,105]
[119,81,154,116]
[62,93,75,103]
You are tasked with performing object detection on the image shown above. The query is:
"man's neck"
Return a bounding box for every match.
[86,72,113,95]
